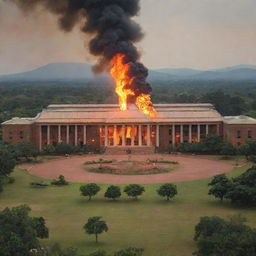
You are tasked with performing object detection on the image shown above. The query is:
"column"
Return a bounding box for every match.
[122,125,125,146]
[39,125,42,151]
[131,125,135,146]
[58,125,61,144]
[104,125,108,146]
[189,125,192,143]
[206,124,209,136]
[197,124,201,142]
[180,125,184,143]
[147,125,151,146]
[217,124,220,136]
[83,125,87,145]
[139,125,142,146]
[47,125,50,145]
[156,125,160,147]
[75,125,78,146]
[114,125,117,146]
[172,124,175,147]
[66,125,69,144]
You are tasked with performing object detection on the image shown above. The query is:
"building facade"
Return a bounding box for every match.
[2,104,256,151]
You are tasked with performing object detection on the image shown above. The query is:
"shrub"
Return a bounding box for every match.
[55,143,76,155]
[220,142,237,156]
[30,182,49,188]
[51,175,69,186]
[104,185,121,200]
[124,184,145,200]
[248,155,256,163]
[42,144,55,155]
[89,250,107,256]
[80,183,101,201]
[8,176,15,184]
[157,183,177,201]
[14,142,39,160]
[114,247,144,256]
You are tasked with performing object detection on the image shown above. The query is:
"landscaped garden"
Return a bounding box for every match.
[84,158,178,175]
[1,161,256,256]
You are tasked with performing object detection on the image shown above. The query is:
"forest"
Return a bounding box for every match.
[0,79,256,126]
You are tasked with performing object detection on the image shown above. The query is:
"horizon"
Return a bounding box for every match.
[1,62,256,77]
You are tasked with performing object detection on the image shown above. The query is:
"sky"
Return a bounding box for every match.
[0,0,256,74]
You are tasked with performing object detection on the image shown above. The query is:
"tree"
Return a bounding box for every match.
[0,205,48,256]
[14,142,39,160]
[0,147,16,177]
[124,184,145,200]
[83,216,108,243]
[104,185,121,200]
[194,215,256,256]
[225,166,256,205]
[208,174,232,201]
[80,183,100,201]
[157,183,177,201]
[239,140,256,159]
[114,247,144,256]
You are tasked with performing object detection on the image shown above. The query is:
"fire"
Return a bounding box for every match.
[110,53,157,118]
[110,54,135,111]
[136,94,157,118]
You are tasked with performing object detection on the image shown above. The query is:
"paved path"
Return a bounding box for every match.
[24,154,234,184]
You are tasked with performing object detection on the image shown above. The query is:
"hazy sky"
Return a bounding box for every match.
[0,0,256,74]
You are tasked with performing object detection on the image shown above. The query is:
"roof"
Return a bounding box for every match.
[223,115,256,125]
[1,104,223,125]
[2,117,36,125]
[32,104,223,124]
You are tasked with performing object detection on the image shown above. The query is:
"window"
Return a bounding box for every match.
[248,130,252,139]
[169,128,172,136]
[169,140,172,145]
[237,130,241,139]
[19,131,24,139]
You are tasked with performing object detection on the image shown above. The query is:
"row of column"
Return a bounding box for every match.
[171,124,220,147]
[39,125,87,150]
[103,125,160,147]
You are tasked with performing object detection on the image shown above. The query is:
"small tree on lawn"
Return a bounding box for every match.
[157,183,177,201]
[124,184,145,200]
[104,185,121,200]
[83,216,108,243]
[208,174,232,201]
[80,183,100,201]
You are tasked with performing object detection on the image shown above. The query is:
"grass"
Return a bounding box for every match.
[0,163,256,256]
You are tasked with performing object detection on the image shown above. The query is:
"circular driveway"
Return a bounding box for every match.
[26,154,234,184]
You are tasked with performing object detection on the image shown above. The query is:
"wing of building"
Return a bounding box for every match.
[1,104,256,151]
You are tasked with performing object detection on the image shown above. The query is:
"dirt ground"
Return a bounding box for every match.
[21,154,235,184]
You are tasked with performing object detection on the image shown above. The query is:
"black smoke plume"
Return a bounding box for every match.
[7,0,153,102]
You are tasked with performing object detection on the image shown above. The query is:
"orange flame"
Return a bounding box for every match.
[110,53,157,117]
[110,53,135,111]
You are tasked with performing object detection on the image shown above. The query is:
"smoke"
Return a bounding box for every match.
[7,0,153,102]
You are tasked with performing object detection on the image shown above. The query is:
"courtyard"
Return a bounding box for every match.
[25,154,233,184]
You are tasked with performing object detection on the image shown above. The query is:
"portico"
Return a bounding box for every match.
[38,122,220,150]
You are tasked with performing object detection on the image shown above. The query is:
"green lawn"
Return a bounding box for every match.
[0,163,255,256]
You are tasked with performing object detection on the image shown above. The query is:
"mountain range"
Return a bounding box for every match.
[1,63,256,82]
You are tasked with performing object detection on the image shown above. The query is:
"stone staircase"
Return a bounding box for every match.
[104,146,155,155]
